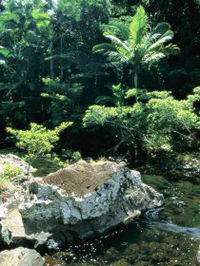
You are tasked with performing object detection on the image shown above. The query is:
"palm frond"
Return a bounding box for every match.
[144,23,170,46]
[93,43,116,54]
[143,51,166,66]
[129,6,148,48]
[163,44,180,56]
[104,34,130,52]
[147,30,174,51]
[151,22,171,36]
[105,20,130,40]
[108,51,129,63]
[95,96,114,105]
[116,45,131,58]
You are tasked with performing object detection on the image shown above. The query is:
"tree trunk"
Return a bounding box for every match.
[50,41,54,79]
[134,70,138,89]
[134,70,138,102]
[60,34,64,78]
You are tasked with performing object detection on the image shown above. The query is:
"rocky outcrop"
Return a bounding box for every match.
[0,247,44,266]
[18,160,164,247]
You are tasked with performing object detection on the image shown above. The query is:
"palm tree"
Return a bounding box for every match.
[93,6,180,96]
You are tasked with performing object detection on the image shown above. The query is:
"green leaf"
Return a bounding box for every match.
[31,9,50,20]
[45,54,74,60]
[129,6,147,47]
[0,12,20,22]
[95,96,113,105]
[93,43,116,54]
[0,46,11,57]
[163,44,180,56]
[40,93,50,98]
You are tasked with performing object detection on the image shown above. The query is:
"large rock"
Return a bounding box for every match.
[0,247,44,266]
[19,160,164,246]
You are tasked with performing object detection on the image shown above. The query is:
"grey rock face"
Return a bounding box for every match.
[0,247,45,266]
[19,160,164,245]
[0,206,51,250]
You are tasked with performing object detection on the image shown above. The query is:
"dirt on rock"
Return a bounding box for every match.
[43,160,123,196]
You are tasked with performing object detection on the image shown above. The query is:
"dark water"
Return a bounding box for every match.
[44,175,200,266]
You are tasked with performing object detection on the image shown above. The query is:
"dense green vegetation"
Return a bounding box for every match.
[0,0,200,164]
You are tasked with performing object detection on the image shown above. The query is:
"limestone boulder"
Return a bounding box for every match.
[19,160,164,246]
[0,247,44,266]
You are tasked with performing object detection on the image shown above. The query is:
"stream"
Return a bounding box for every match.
[44,174,200,266]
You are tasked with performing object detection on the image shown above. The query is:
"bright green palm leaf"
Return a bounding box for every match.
[162,43,180,56]
[143,52,166,66]
[129,6,148,48]
[104,34,130,52]
[147,30,174,52]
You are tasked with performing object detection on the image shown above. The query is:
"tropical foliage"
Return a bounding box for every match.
[93,6,180,94]
[0,0,199,163]
[84,88,200,159]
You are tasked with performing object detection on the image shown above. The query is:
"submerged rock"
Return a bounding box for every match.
[18,160,163,247]
[0,247,44,266]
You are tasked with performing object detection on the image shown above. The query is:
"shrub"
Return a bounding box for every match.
[6,122,73,175]
[83,88,200,160]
